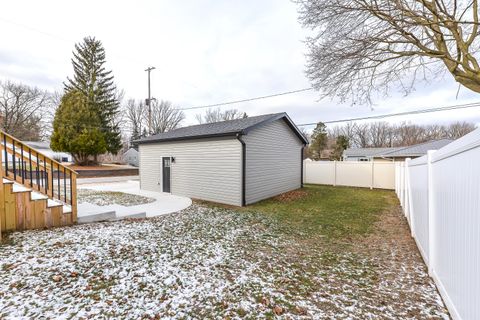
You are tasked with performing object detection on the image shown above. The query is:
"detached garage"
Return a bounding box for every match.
[136,112,308,206]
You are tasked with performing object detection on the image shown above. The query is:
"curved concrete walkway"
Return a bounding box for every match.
[78,180,192,219]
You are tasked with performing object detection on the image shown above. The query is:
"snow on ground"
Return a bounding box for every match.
[78,189,156,207]
[0,205,449,319]
[77,181,192,218]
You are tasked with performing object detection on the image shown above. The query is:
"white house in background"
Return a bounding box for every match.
[343,139,453,162]
[123,148,139,167]
[136,113,308,206]
[23,141,73,162]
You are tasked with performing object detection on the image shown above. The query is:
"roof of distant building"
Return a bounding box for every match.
[343,139,453,158]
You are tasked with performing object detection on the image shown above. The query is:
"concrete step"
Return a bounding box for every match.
[77,210,116,224]
[109,210,146,221]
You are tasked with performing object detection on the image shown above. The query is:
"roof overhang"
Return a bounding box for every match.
[135,113,309,145]
[135,132,240,145]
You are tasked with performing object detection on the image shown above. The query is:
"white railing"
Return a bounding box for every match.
[304,160,395,189]
[396,129,480,320]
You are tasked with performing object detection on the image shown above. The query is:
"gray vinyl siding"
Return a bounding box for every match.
[243,119,303,204]
[139,137,242,206]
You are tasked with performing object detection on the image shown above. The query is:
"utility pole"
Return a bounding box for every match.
[145,66,156,135]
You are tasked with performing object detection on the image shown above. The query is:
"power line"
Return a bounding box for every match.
[297,102,480,126]
[177,88,314,110]
[175,61,447,111]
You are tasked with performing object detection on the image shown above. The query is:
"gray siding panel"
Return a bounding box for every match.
[139,137,242,206]
[244,119,303,204]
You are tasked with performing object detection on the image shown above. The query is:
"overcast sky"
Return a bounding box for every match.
[1,0,479,131]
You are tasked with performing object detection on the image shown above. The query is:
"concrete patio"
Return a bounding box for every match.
[77,180,191,223]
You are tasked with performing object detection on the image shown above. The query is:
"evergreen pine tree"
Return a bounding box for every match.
[51,90,107,165]
[309,122,328,160]
[64,36,122,155]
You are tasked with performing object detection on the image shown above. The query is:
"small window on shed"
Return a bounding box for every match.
[164,158,171,167]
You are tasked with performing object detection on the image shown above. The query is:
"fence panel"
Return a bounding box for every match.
[401,128,480,320]
[304,160,395,190]
[335,161,372,188]
[304,161,335,185]
[373,162,396,189]
[407,156,429,263]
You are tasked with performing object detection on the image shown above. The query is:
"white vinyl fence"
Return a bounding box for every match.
[396,129,480,320]
[304,160,395,189]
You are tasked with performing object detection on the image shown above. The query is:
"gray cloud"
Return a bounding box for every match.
[0,0,479,130]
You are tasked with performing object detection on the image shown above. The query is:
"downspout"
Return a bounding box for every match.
[236,133,246,206]
[301,145,305,188]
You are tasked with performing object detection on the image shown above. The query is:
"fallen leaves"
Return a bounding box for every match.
[273,190,308,203]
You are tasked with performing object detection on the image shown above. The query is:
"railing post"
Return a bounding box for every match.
[71,173,77,223]
[29,151,33,187]
[427,150,436,276]
[0,134,4,240]
[49,158,54,198]
[12,141,16,181]
[3,134,7,175]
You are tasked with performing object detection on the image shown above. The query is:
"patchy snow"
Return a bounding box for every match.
[77,180,191,218]
[78,189,155,207]
[0,205,449,319]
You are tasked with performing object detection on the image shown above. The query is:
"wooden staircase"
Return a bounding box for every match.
[0,131,77,239]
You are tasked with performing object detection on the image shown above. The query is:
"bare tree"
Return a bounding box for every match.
[149,100,185,134]
[125,99,145,142]
[369,122,395,147]
[394,123,428,146]
[352,123,371,147]
[446,121,477,139]
[297,0,480,104]
[0,80,52,140]
[326,120,476,148]
[195,108,247,124]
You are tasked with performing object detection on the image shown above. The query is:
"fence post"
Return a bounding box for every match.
[405,158,414,233]
[370,160,374,190]
[333,161,337,187]
[427,150,436,276]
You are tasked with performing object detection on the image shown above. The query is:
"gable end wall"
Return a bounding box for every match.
[243,119,303,204]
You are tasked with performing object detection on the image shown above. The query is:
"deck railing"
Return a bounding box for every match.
[0,131,77,214]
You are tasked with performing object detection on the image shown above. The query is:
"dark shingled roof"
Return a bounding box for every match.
[136,112,308,144]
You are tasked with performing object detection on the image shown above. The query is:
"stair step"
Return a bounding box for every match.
[31,191,49,201]
[47,199,64,208]
[3,178,14,184]
[12,184,31,193]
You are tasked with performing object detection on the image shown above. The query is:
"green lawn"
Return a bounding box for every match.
[213,184,397,240]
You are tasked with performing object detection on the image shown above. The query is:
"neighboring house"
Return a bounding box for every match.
[343,139,453,162]
[136,112,308,206]
[23,141,73,162]
[123,148,139,167]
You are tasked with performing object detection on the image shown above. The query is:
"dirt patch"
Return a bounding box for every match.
[272,189,308,202]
